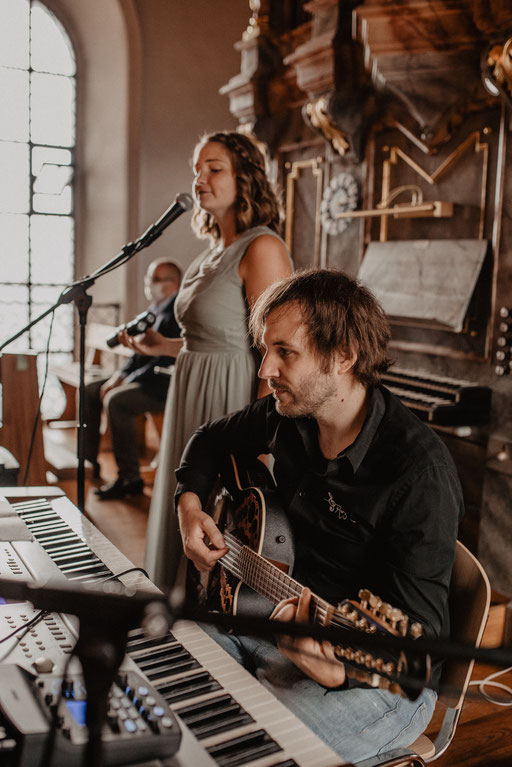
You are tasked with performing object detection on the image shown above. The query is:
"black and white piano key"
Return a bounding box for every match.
[177,693,255,740]
[157,670,223,705]
[207,729,281,767]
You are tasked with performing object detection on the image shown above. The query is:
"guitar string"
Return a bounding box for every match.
[222,532,332,624]
[221,533,401,637]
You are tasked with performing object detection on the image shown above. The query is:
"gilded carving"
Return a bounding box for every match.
[485,38,512,103]
[303,96,350,156]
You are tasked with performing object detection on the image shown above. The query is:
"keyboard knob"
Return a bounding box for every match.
[34,657,55,674]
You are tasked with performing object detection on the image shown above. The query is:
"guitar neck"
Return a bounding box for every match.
[222,531,332,625]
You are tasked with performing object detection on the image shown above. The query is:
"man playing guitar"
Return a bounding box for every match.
[175,268,463,763]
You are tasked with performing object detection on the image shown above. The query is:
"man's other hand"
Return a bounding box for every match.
[271,587,346,687]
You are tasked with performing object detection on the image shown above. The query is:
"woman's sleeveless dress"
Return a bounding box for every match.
[144,226,287,588]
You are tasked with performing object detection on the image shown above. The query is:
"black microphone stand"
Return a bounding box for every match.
[0,195,192,512]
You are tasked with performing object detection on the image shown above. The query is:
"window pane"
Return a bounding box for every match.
[30,294,73,352]
[32,145,72,174]
[0,0,29,69]
[0,67,29,141]
[33,186,72,214]
[0,140,29,212]
[30,72,75,146]
[0,284,29,352]
[31,2,75,76]
[32,146,73,213]
[30,214,74,284]
[0,213,29,281]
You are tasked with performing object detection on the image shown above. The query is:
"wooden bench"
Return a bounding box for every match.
[50,322,132,422]
[49,322,169,480]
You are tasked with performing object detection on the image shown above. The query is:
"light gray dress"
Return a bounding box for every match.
[144,226,288,588]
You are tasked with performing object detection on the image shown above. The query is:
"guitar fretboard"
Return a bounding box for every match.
[222,531,333,626]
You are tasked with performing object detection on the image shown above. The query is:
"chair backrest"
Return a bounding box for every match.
[439,539,491,709]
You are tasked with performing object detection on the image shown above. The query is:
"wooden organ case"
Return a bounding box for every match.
[220,1,512,595]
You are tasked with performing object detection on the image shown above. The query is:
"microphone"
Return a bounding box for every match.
[139,192,193,245]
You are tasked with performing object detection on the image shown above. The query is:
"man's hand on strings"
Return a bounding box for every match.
[177,491,228,572]
[271,587,346,687]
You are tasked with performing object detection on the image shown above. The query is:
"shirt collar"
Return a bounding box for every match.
[342,386,385,473]
[295,386,386,475]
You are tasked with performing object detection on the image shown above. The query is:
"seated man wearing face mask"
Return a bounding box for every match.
[84,258,182,499]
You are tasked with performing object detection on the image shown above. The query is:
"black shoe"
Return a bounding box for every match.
[94,478,144,500]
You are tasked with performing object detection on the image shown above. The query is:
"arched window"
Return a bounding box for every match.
[0,0,76,417]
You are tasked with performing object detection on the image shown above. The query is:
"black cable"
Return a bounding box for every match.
[22,303,58,485]
[101,566,149,582]
[39,648,76,767]
[0,609,48,657]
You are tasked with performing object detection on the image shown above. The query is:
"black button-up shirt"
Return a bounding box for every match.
[176,386,464,653]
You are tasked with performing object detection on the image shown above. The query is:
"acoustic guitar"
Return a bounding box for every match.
[198,453,430,700]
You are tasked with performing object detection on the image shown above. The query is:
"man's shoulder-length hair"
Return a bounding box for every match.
[249,268,392,387]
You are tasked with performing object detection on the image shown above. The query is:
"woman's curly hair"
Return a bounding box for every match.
[191,131,283,243]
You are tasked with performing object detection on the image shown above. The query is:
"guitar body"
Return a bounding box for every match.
[210,455,295,618]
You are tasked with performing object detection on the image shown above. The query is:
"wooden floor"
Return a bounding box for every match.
[82,449,512,767]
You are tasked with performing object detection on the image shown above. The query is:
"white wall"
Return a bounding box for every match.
[45,0,249,320]
[129,0,249,315]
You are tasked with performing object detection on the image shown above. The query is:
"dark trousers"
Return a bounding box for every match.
[84,378,165,482]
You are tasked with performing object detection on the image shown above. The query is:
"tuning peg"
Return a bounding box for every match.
[388,607,403,629]
[355,617,368,630]
[347,609,359,623]
[410,622,423,638]
[369,593,382,613]
[399,615,409,636]
[358,588,372,608]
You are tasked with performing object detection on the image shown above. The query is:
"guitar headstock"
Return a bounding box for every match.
[332,589,429,700]
[337,588,424,638]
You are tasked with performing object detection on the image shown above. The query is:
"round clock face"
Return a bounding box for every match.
[320,172,359,235]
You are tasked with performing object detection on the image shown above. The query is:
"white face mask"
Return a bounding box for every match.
[145,281,167,304]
